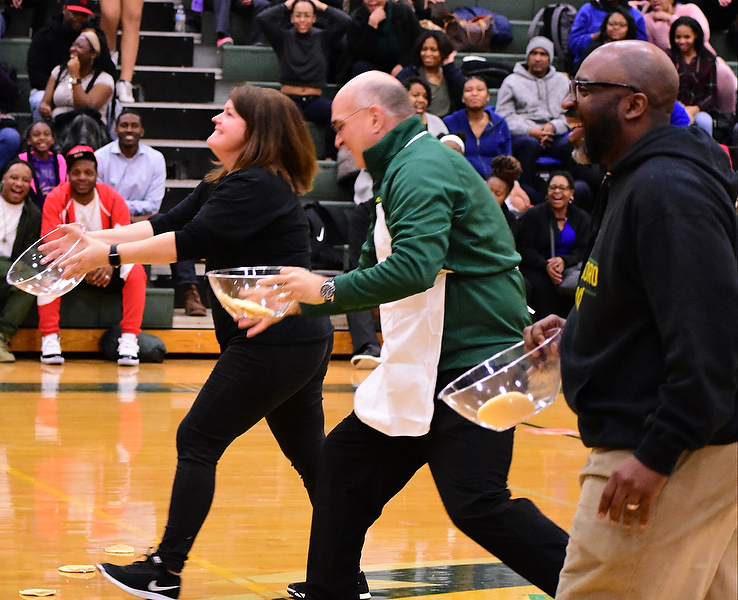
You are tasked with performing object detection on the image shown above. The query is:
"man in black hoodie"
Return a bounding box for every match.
[526,40,737,599]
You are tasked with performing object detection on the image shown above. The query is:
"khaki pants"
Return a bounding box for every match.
[557,444,737,600]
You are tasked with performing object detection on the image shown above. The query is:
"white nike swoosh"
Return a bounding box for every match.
[148,581,179,592]
[316,227,325,242]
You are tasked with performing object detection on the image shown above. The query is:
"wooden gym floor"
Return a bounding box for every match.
[0,356,588,599]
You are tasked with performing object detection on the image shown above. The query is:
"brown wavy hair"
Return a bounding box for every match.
[205,85,319,195]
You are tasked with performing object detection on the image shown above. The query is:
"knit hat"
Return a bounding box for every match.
[526,36,555,60]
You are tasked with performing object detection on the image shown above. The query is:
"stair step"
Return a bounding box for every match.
[148,139,216,180]
[130,102,221,139]
[132,66,219,103]
[139,0,177,32]
[136,32,197,67]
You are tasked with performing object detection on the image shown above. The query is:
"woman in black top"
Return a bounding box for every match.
[52,84,334,597]
[257,0,351,158]
[517,171,591,318]
[396,30,465,118]
[348,0,423,77]
[579,7,638,65]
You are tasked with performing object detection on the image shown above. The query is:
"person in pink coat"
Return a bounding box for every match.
[642,0,736,112]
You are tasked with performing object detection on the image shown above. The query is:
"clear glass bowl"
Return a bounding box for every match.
[6,224,86,299]
[438,328,562,432]
[206,267,293,319]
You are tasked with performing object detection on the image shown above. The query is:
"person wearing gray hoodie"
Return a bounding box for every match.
[496,36,573,195]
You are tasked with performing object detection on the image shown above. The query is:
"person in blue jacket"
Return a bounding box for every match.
[568,0,648,67]
[443,76,511,179]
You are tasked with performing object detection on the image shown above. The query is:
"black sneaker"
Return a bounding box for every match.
[350,344,381,370]
[286,571,371,599]
[97,554,180,600]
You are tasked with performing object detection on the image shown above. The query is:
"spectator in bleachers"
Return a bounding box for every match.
[38,145,146,366]
[488,154,530,221]
[495,37,573,199]
[214,0,270,49]
[644,0,737,113]
[516,170,590,318]
[347,0,422,77]
[0,159,42,363]
[403,76,448,136]
[443,75,512,179]
[439,132,464,153]
[95,109,207,316]
[396,30,464,117]
[18,120,67,209]
[486,156,525,237]
[98,0,142,102]
[0,66,21,172]
[0,116,20,173]
[26,0,95,121]
[691,0,738,33]
[257,0,351,159]
[38,28,115,152]
[669,16,717,135]
[579,6,638,63]
[568,0,648,68]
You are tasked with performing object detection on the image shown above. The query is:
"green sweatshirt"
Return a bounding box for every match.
[302,116,530,370]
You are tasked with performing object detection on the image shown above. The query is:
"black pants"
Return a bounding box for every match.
[156,332,333,572]
[288,95,337,160]
[521,267,574,319]
[304,369,569,598]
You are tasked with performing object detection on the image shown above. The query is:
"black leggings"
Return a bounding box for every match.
[156,332,333,572]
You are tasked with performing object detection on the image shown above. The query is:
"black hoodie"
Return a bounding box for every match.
[560,125,738,475]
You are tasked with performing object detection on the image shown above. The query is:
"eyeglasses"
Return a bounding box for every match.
[567,79,640,101]
[330,107,370,134]
[548,185,572,192]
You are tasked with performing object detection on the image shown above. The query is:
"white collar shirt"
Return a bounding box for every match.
[95,141,167,218]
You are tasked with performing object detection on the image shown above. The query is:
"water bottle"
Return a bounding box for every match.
[174,2,186,33]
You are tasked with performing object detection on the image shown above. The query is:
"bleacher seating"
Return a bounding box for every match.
[1,0,735,355]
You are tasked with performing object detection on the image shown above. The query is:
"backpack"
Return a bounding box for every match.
[303,202,350,272]
[99,325,167,363]
[527,3,577,60]
[460,56,513,89]
[443,6,513,52]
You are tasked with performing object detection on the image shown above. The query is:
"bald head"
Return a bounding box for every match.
[582,40,678,120]
[332,71,416,168]
[337,71,414,122]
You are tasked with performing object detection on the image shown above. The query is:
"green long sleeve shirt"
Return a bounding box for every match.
[303,117,530,371]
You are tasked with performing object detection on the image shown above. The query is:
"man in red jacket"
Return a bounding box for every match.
[39,145,146,365]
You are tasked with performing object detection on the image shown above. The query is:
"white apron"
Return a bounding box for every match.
[353,131,447,437]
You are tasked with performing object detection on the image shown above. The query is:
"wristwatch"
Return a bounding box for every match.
[68,77,82,85]
[108,244,121,267]
[319,277,336,303]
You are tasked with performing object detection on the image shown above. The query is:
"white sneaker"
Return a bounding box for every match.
[110,50,119,66]
[116,79,135,103]
[117,334,139,367]
[40,334,64,365]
